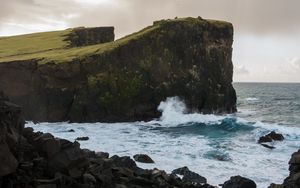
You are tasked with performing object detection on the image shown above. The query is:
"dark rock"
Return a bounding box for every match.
[96,151,109,159]
[172,166,207,184]
[133,154,155,163]
[67,129,75,132]
[222,176,256,188]
[110,155,137,170]
[258,131,284,143]
[76,136,89,141]
[260,143,276,149]
[65,27,114,47]
[0,143,18,176]
[83,173,96,185]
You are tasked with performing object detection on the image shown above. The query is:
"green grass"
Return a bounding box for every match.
[0,17,231,64]
[0,29,72,60]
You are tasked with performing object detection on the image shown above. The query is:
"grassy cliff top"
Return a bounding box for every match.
[0,17,231,64]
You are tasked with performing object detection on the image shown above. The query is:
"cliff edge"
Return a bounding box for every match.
[0,17,236,122]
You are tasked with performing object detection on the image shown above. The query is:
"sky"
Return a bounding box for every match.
[1,0,300,82]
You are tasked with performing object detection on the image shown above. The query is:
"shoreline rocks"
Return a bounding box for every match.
[258,131,284,143]
[133,154,155,164]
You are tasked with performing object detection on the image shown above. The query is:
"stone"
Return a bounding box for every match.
[0,143,18,176]
[96,151,109,159]
[133,154,155,163]
[110,155,137,169]
[222,176,256,188]
[172,166,207,184]
[76,136,89,141]
[258,131,284,143]
[260,143,275,149]
[289,150,300,164]
[83,173,96,185]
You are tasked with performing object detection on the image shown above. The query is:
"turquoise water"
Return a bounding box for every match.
[28,83,300,188]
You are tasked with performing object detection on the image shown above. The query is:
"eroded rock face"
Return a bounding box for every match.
[0,17,236,122]
[65,26,115,47]
[0,92,24,177]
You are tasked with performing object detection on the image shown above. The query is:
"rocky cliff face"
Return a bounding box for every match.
[0,17,236,122]
[65,27,114,47]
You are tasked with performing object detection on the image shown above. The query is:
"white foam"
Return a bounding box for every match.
[245,97,259,101]
[149,96,225,127]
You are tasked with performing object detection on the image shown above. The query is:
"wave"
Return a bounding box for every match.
[143,97,300,139]
[245,97,259,101]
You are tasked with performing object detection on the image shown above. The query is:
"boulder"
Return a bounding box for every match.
[172,166,207,184]
[96,151,109,159]
[258,131,284,143]
[222,176,256,188]
[133,154,155,163]
[76,136,89,141]
[0,143,18,176]
[260,143,275,149]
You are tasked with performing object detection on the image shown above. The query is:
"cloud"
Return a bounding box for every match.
[234,65,250,75]
[2,0,300,37]
[290,57,300,70]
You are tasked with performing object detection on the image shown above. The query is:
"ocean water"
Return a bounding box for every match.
[27,82,300,188]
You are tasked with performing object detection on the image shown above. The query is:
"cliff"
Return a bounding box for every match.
[0,17,236,122]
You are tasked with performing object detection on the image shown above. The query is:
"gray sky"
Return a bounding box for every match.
[1,0,300,82]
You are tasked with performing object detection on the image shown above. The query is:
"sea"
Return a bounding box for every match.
[26,82,300,188]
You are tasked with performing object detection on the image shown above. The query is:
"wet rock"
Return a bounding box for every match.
[67,129,75,132]
[83,173,96,185]
[110,155,137,169]
[258,131,284,143]
[96,151,109,159]
[0,143,18,176]
[260,143,276,149]
[76,136,89,141]
[222,176,256,188]
[133,154,155,163]
[172,166,207,184]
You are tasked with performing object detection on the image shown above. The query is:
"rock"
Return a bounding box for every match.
[0,143,18,176]
[260,143,275,149]
[172,166,207,184]
[110,155,137,170]
[83,173,96,185]
[96,151,109,159]
[0,17,236,123]
[222,176,256,188]
[48,143,88,175]
[67,129,75,132]
[76,136,89,141]
[258,131,284,143]
[133,154,155,163]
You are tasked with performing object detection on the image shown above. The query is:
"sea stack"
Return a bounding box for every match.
[0,17,236,122]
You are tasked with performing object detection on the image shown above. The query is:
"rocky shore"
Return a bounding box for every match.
[0,93,299,188]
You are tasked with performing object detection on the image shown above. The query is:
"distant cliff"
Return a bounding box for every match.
[0,17,236,122]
